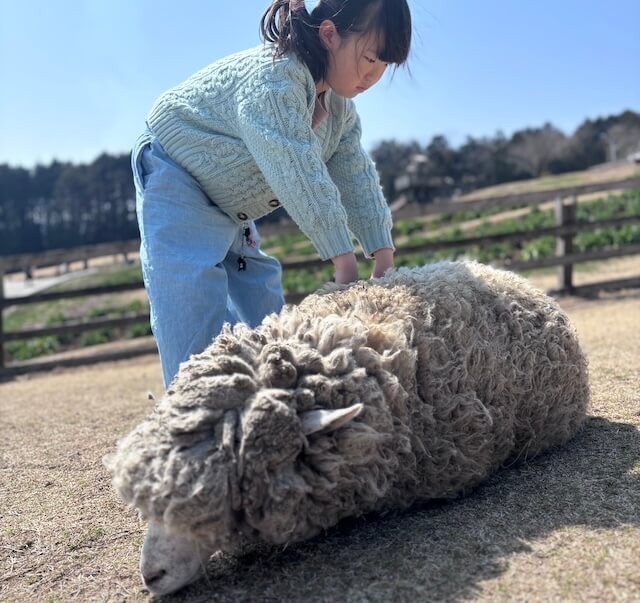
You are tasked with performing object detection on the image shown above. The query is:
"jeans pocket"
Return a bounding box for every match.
[131,129,155,193]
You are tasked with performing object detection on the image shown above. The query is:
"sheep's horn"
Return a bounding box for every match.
[301,403,364,435]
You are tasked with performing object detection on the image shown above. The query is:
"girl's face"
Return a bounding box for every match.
[319,22,389,98]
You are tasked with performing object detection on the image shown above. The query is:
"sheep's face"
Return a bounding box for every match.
[110,319,404,594]
[136,399,363,596]
[146,330,400,553]
[140,520,214,596]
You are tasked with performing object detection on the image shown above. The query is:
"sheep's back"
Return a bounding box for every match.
[379,261,589,499]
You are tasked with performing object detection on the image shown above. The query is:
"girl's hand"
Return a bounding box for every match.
[331,252,359,284]
[371,248,394,278]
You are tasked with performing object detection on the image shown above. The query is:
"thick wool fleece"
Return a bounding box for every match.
[106,261,589,551]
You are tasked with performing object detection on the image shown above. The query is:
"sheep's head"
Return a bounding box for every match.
[107,312,411,595]
[128,399,362,596]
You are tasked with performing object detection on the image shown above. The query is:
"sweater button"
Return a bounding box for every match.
[268,199,280,207]
[237,212,248,220]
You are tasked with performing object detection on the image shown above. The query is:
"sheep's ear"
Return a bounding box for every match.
[301,403,364,435]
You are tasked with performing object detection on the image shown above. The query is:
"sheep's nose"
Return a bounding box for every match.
[142,568,166,587]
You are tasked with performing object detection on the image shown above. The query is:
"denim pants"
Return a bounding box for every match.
[132,130,285,387]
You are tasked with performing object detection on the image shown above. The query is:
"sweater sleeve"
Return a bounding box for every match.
[235,65,354,261]
[326,101,394,257]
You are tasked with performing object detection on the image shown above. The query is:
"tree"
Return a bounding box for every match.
[370,139,422,201]
[507,123,568,178]
[605,123,640,161]
[424,135,455,178]
[0,165,33,254]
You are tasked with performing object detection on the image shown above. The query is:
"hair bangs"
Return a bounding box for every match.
[374,0,411,65]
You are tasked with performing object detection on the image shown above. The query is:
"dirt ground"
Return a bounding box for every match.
[1,287,639,602]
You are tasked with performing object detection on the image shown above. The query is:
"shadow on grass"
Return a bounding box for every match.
[157,416,639,602]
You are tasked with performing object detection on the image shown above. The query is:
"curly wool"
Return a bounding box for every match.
[106,261,589,550]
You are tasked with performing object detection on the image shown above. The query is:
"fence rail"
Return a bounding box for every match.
[2,314,149,342]
[0,240,140,275]
[1,178,639,376]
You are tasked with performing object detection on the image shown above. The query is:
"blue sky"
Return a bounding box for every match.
[1,0,638,168]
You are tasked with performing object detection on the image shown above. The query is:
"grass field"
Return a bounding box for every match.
[1,279,638,602]
[458,162,640,201]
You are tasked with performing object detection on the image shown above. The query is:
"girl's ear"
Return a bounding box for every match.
[318,19,339,51]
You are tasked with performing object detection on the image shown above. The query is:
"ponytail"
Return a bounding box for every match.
[260,0,328,82]
[259,0,411,83]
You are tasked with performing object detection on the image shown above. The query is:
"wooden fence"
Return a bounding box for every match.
[1,176,639,376]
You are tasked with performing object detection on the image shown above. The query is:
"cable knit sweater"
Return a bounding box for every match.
[146,44,393,260]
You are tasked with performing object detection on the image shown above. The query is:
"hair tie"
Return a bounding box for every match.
[304,0,321,15]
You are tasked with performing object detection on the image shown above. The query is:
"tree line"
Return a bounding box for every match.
[0,154,136,256]
[371,109,640,202]
[1,110,638,257]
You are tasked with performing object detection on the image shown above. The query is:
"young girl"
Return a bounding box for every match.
[132,0,412,387]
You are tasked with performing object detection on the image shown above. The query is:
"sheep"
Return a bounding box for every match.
[105,260,589,596]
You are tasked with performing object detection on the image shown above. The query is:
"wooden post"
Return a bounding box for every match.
[555,194,576,293]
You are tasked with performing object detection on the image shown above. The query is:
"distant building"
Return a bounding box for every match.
[394,153,456,204]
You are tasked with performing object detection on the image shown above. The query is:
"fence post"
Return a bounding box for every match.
[555,194,576,293]
[0,270,5,369]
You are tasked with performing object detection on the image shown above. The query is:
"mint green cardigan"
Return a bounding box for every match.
[146,44,393,260]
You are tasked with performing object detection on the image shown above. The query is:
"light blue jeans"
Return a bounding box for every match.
[132,130,285,387]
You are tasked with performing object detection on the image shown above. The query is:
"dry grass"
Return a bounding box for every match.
[1,285,639,602]
[525,255,640,291]
[459,162,640,202]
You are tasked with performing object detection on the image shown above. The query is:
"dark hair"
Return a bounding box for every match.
[260,0,412,83]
